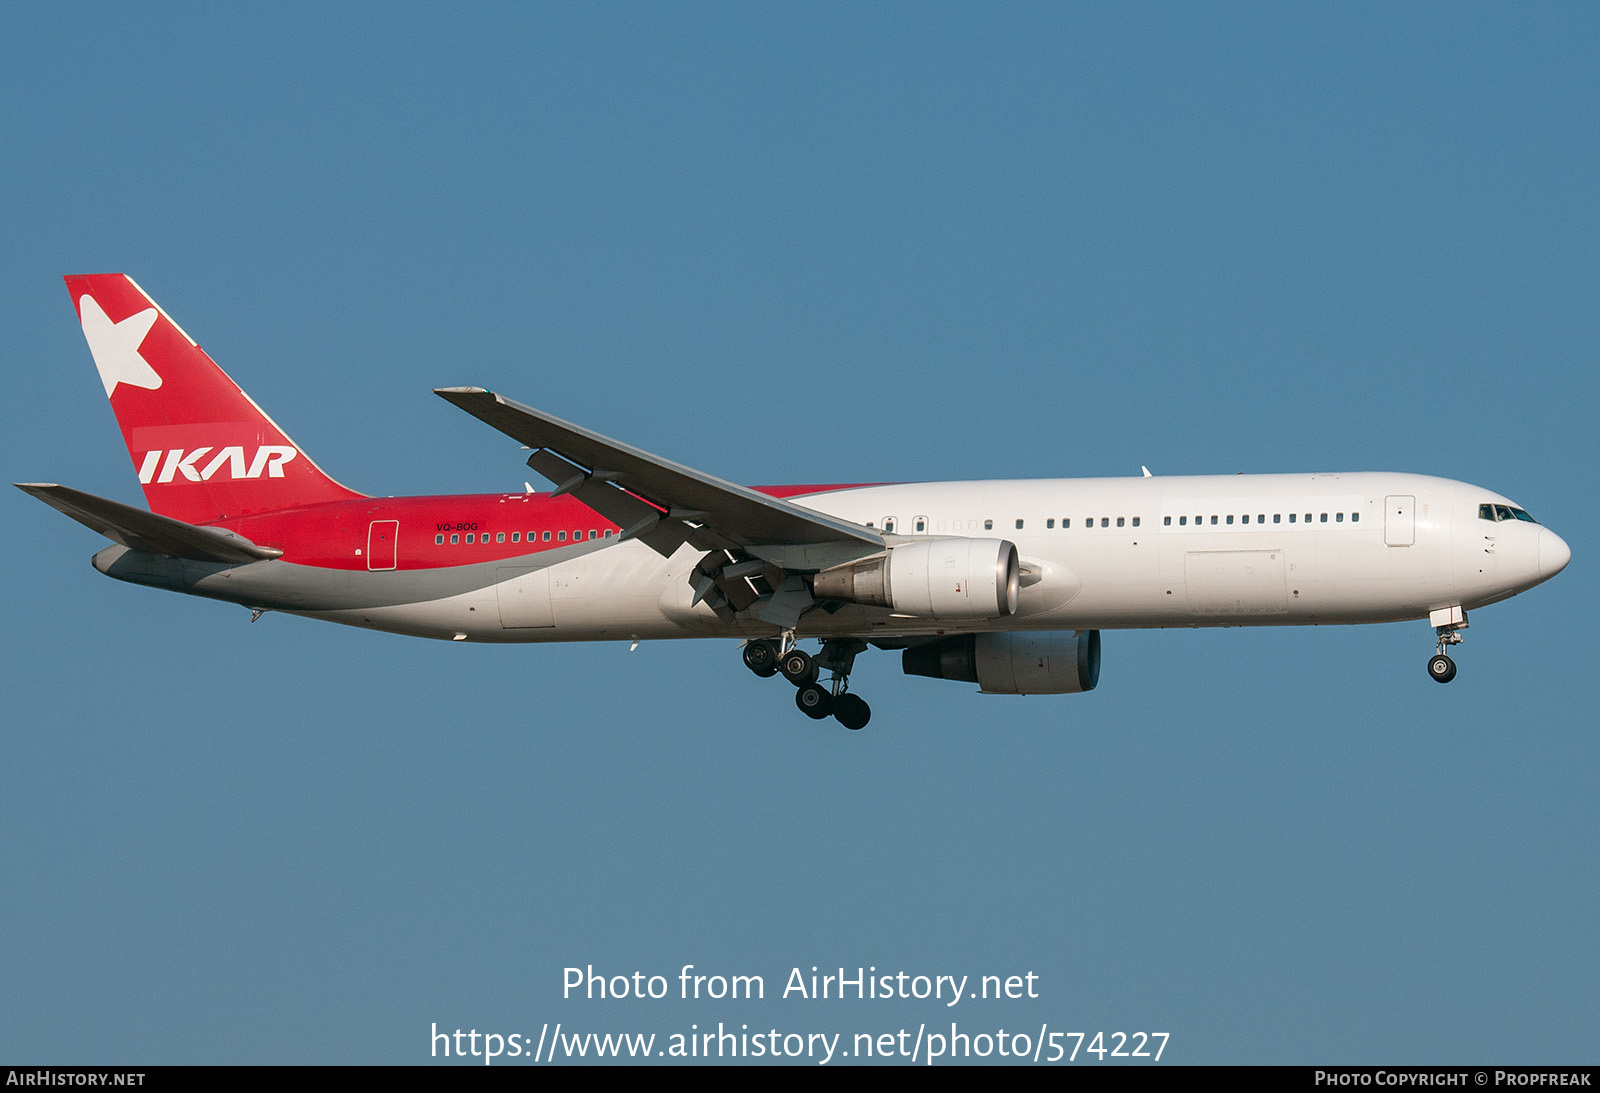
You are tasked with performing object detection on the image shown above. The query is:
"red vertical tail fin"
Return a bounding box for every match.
[64,274,366,524]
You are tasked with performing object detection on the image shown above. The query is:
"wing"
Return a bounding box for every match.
[434,387,886,626]
[433,387,884,553]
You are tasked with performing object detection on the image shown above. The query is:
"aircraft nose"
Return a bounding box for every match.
[1539,527,1572,579]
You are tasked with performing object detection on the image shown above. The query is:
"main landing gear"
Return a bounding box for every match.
[742,636,872,730]
[1428,608,1467,684]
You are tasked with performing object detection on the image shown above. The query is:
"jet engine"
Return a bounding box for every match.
[902,630,1101,694]
[811,539,1020,620]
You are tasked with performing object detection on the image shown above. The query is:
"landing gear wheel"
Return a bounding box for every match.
[780,648,818,686]
[795,683,833,719]
[742,640,779,678]
[833,693,871,731]
[1428,654,1457,683]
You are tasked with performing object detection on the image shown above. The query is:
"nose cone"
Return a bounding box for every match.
[1539,528,1572,579]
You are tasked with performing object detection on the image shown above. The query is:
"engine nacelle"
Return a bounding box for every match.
[902,630,1101,694]
[811,539,1020,620]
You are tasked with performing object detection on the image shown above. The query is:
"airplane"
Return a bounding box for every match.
[19,274,1572,730]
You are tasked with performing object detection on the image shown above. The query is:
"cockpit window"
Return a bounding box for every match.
[1481,502,1540,524]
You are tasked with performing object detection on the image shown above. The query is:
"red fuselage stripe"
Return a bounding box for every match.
[214,484,887,570]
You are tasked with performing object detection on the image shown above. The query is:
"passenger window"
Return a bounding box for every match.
[542,531,551,542]
[1179,516,1187,526]
[466,534,474,543]
[1164,516,1172,526]
[915,518,926,532]
[1101,517,1109,528]
[1273,514,1281,524]
[1016,519,1024,529]
[1289,513,1296,523]
[450,534,459,544]
[435,534,444,545]
[1063,518,1070,528]
[1116,517,1125,527]
[885,519,897,533]
[604,529,614,538]
[1336,513,1344,522]
[497,532,505,543]
[589,530,597,539]
[983,519,991,531]
[511,533,520,542]
[1048,518,1056,529]
[1210,515,1218,525]
[1351,513,1359,523]
[558,531,567,541]
[1227,515,1234,525]
[1132,516,1140,527]
[1258,514,1265,523]
[1320,513,1328,523]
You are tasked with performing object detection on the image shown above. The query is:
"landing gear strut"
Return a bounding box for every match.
[1428,607,1467,684]
[742,636,872,729]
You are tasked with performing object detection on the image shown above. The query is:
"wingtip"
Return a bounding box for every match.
[434,386,491,396]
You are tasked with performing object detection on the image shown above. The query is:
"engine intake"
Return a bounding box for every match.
[811,539,1020,620]
[902,630,1101,694]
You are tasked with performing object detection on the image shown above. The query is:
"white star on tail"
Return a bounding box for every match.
[78,294,162,397]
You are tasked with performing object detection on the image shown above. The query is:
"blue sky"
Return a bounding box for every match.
[3,2,1595,1064]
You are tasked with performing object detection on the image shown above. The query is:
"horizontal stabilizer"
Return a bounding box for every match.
[15,483,283,564]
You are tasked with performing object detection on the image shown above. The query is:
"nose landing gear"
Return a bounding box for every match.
[1428,607,1467,684]
[743,635,872,729]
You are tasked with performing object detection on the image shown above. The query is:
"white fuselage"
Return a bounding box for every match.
[294,472,1566,644]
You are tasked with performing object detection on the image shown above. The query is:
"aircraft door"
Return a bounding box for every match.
[367,520,398,570]
[1384,495,1416,547]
